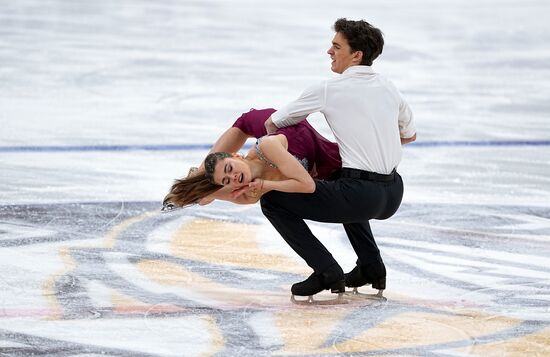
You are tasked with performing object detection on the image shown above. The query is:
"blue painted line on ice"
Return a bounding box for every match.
[408,140,550,147]
[0,144,213,153]
[0,140,549,153]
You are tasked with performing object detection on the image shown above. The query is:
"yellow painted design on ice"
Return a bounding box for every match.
[455,326,550,356]
[325,311,519,353]
[170,219,308,275]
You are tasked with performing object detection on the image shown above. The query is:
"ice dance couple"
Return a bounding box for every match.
[164,18,416,302]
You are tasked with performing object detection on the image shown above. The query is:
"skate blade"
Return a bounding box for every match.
[160,202,181,213]
[291,293,348,306]
[345,288,387,302]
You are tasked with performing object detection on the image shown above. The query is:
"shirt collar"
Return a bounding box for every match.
[342,65,375,76]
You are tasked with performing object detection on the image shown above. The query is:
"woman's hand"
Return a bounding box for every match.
[249,178,264,191]
[264,117,279,134]
[231,178,264,199]
[198,196,215,205]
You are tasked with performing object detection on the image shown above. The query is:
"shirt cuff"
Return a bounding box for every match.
[400,121,416,138]
[270,109,288,128]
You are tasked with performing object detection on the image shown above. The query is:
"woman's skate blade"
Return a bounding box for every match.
[291,293,348,305]
[160,202,180,213]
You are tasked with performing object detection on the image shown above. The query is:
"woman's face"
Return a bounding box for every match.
[212,157,251,189]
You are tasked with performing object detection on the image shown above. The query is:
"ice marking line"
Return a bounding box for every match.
[0,144,212,152]
[0,305,184,318]
[408,140,550,147]
[42,247,75,319]
[102,210,159,248]
[39,210,157,320]
[0,140,549,153]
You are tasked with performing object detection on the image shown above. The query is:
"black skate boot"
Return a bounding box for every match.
[344,260,387,300]
[290,265,345,304]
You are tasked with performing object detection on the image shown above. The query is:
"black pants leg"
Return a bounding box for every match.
[260,174,403,273]
[261,203,339,273]
[343,221,381,265]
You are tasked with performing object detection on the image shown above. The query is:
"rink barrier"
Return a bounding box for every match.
[0,140,549,153]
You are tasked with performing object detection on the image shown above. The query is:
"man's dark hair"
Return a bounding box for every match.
[333,18,384,66]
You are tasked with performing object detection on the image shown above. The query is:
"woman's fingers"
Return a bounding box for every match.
[231,186,249,198]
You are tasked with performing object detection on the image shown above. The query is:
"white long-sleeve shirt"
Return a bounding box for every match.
[271,65,416,174]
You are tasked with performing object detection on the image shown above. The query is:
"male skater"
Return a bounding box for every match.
[262,18,416,299]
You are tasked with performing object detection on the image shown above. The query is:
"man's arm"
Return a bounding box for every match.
[267,82,326,132]
[397,94,416,145]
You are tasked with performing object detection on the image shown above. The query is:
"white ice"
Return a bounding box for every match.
[1,0,549,356]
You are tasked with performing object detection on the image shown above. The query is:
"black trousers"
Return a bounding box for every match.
[260,173,404,273]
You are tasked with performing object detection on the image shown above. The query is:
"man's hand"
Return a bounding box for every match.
[401,133,416,145]
[264,116,279,134]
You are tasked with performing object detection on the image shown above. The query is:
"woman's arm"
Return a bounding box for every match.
[195,109,275,172]
[210,127,250,153]
[258,135,316,193]
[197,127,250,172]
[201,185,259,205]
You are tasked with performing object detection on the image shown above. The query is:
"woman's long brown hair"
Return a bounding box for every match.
[163,172,222,207]
[163,152,233,207]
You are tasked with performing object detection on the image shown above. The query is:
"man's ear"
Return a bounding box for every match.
[353,50,363,64]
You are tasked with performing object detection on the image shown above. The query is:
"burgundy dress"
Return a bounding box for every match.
[232,108,342,180]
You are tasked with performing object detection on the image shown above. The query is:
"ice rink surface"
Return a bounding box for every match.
[1,0,549,356]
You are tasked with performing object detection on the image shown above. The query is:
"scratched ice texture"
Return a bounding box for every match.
[0,1,549,356]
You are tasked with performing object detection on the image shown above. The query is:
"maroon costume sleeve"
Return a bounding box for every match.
[231,108,276,138]
[232,107,341,180]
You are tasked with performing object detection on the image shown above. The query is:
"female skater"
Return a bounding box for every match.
[163,108,341,207]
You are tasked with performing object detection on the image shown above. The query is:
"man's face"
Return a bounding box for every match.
[327,32,359,73]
